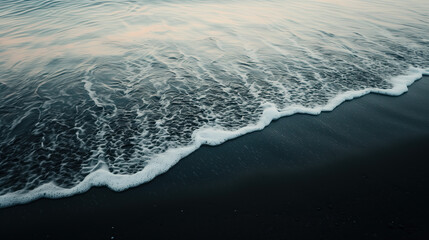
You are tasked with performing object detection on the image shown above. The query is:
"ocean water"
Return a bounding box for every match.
[0,0,428,207]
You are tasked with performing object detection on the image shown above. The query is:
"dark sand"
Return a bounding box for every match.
[1,76,429,240]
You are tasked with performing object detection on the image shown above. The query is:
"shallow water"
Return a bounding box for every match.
[0,0,428,206]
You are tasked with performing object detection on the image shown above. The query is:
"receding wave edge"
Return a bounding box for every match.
[1,67,428,208]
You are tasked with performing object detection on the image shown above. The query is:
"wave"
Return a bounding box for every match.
[1,0,429,208]
[0,68,427,208]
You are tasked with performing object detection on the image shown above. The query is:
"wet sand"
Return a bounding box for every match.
[1,76,428,239]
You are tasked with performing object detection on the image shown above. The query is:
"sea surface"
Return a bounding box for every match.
[0,0,428,207]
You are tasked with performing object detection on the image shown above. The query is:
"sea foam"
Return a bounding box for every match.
[0,68,427,208]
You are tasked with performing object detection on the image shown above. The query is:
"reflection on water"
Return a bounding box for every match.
[0,0,428,205]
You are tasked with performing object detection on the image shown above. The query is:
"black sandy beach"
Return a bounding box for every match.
[1,76,429,240]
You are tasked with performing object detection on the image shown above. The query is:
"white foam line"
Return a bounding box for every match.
[82,76,103,107]
[0,67,428,208]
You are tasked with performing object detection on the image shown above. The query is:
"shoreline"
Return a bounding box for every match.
[1,76,429,239]
[0,69,427,208]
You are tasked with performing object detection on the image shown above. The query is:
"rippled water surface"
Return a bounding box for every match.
[0,0,428,206]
